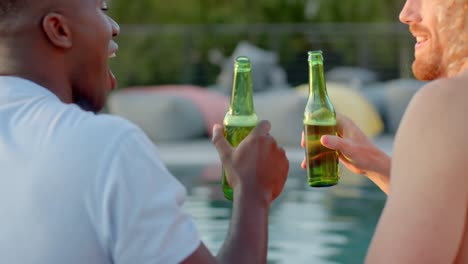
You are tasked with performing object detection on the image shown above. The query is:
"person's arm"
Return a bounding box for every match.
[183,190,270,264]
[96,120,287,264]
[302,114,391,194]
[366,81,468,263]
[182,120,289,264]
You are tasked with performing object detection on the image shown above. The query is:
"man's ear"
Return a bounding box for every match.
[42,12,72,49]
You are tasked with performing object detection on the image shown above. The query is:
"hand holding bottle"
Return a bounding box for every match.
[213,120,289,203]
[221,56,259,200]
[301,114,391,194]
[303,50,339,187]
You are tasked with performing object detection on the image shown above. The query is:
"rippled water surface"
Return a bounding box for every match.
[169,163,386,264]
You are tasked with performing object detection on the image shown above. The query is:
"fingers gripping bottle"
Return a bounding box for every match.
[222,56,259,200]
[304,51,340,187]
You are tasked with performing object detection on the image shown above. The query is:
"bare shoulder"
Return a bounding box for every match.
[392,74,468,184]
[415,72,468,101]
[403,74,468,131]
[366,74,468,263]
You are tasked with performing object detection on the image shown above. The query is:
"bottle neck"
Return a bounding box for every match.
[309,60,328,103]
[229,69,255,115]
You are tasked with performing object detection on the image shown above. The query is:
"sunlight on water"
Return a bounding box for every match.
[169,163,386,264]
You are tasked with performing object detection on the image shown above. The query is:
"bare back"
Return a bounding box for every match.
[452,72,468,264]
[366,71,468,263]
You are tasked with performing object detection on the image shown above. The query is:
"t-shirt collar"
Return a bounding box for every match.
[0,75,61,101]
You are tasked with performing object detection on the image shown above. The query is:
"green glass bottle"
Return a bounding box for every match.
[303,51,340,187]
[222,56,259,201]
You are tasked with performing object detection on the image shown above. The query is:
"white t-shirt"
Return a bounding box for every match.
[0,76,201,264]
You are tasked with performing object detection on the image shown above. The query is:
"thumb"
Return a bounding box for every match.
[321,135,358,164]
[321,135,346,151]
[212,124,233,163]
[251,120,272,136]
[321,135,355,159]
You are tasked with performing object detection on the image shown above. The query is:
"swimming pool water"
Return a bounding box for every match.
[169,163,386,264]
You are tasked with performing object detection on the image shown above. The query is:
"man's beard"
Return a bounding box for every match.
[412,45,444,81]
[409,23,445,81]
[410,1,468,81]
[412,41,468,81]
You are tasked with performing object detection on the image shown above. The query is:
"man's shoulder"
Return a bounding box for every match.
[416,73,468,97]
[409,75,468,116]
[45,105,153,167]
[68,109,143,145]
[395,75,468,155]
[78,112,140,137]
[43,102,145,150]
[391,75,468,189]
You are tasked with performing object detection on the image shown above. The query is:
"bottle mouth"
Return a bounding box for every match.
[308,50,324,63]
[235,56,251,71]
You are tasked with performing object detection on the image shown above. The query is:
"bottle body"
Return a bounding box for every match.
[222,56,258,200]
[304,121,339,187]
[222,115,258,200]
[304,51,339,187]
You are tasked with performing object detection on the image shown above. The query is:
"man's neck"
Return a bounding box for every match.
[0,67,74,105]
[12,73,73,104]
[0,44,73,104]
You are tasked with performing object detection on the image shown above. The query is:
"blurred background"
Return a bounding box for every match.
[105,1,421,263]
[109,0,410,88]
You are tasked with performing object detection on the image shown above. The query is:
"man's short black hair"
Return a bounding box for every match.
[0,0,26,18]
